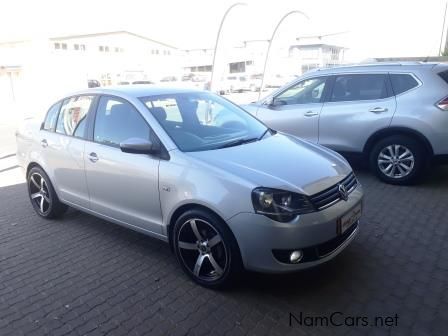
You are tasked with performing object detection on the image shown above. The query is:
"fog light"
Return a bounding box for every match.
[289,250,303,263]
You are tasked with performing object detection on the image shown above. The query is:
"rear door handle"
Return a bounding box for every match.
[369,107,388,113]
[88,152,98,163]
[304,110,319,117]
[41,139,48,148]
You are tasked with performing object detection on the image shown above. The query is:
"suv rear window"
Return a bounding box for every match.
[390,74,419,95]
[438,70,448,84]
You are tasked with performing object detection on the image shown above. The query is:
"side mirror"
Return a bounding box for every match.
[120,137,159,155]
[264,97,274,106]
[266,97,286,108]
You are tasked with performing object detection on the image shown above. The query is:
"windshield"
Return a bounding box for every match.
[140,92,268,152]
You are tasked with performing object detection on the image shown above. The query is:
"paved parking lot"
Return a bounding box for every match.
[1,160,447,336]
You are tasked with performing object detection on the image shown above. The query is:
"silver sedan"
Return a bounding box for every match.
[16,86,363,288]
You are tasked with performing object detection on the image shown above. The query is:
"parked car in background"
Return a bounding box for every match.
[16,86,363,288]
[160,76,179,83]
[132,80,155,85]
[225,75,249,93]
[180,73,209,90]
[243,62,448,185]
[87,79,101,88]
[265,74,298,88]
[214,77,232,95]
[244,74,263,92]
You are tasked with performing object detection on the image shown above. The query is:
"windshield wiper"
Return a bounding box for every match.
[217,137,259,149]
[258,128,272,140]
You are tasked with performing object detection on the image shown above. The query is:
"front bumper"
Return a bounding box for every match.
[226,184,363,273]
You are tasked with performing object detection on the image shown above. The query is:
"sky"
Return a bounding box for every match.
[0,0,447,61]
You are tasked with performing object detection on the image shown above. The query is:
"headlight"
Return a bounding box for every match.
[251,187,315,222]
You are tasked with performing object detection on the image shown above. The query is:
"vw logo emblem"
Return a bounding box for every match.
[338,184,349,201]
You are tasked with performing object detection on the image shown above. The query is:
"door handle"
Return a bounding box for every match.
[304,110,319,117]
[369,107,388,113]
[88,152,98,163]
[41,139,48,148]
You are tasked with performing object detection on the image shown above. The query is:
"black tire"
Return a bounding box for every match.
[27,166,68,219]
[173,208,242,289]
[369,135,426,185]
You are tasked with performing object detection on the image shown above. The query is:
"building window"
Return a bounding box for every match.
[229,61,246,74]
[80,44,86,51]
[105,46,109,52]
[246,60,253,66]
[61,43,67,50]
[54,43,60,50]
[99,46,104,52]
[115,47,119,52]
[74,44,79,50]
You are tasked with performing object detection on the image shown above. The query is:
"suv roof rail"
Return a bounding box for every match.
[313,61,437,72]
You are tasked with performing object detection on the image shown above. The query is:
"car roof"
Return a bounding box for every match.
[308,62,440,75]
[69,85,202,99]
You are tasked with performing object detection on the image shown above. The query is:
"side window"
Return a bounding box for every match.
[274,77,327,105]
[43,101,61,131]
[56,96,94,136]
[94,97,150,147]
[331,74,388,102]
[390,74,419,95]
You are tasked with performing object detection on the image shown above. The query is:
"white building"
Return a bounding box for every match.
[183,35,347,77]
[0,31,180,120]
[49,31,180,85]
[289,35,347,74]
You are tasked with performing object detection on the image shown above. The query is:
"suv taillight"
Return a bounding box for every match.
[436,96,448,110]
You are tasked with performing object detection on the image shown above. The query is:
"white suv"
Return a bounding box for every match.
[244,62,448,185]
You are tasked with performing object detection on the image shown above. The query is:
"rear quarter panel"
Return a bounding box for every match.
[391,69,448,155]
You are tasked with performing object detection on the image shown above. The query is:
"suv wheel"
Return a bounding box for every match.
[369,135,425,185]
[173,208,242,289]
[27,166,68,218]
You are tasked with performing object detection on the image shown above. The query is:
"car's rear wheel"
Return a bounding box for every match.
[27,166,67,218]
[369,135,426,185]
[173,208,242,289]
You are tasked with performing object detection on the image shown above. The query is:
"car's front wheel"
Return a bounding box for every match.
[173,208,242,289]
[27,166,67,218]
[369,135,426,185]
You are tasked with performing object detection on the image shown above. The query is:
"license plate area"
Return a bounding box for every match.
[337,202,362,235]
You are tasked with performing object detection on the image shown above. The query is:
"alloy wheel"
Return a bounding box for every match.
[377,144,415,179]
[29,173,51,214]
[177,218,228,282]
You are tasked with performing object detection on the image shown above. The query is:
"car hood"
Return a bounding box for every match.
[187,133,352,195]
[240,103,259,115]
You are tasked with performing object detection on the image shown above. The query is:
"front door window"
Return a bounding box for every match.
[274,77,327,105]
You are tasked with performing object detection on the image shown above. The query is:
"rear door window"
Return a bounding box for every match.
[43,101,61,131]
[390,74,419,95]
[56,96,94,137]
[330,74,389,102]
